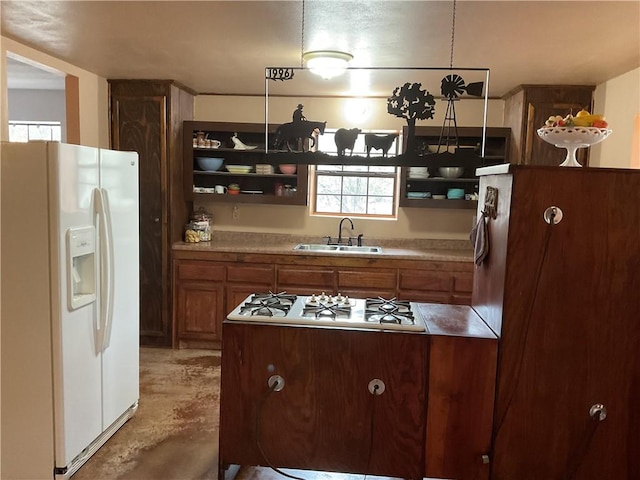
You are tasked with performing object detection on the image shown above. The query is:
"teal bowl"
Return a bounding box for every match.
[447,188,465,199]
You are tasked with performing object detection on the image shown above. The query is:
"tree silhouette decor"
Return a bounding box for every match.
[387,82,436,155]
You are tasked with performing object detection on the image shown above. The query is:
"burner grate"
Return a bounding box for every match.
[365,297,415,325]
[303,301,352,319]
[239,292,297,317]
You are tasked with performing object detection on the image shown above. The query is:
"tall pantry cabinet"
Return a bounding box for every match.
[503,85,594,167]
[109,80,194,347]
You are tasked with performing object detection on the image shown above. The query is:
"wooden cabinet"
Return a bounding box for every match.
[276,265,335,295]
[225,264,276,315]
[503,84,595,167]
[109,79,194,347]
[398,267,473,305]
[183,121,308,205]
[219,322,428,479]
[400,126,510,209]
[474,165,640,480]
[173,259,275,348]
[276,265,398,298]
[418,303,498,480]
[173,250,473,349]
[173,261,225,348]
[337,267,397,299]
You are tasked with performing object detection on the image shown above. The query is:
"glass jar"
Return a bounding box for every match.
[189,207,213,241]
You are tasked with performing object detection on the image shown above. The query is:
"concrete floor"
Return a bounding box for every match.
[73,347,406,480]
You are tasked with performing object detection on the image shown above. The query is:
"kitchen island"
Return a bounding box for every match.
[172,232,475,349]
[218,293,497,480]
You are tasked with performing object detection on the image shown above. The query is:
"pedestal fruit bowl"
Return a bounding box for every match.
[537,126,612,167]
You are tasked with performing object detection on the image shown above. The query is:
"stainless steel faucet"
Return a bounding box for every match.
[338,217,354,245]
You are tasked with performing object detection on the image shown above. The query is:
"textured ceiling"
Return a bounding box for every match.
[2,1,639,97]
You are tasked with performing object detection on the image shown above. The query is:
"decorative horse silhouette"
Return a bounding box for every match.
[273,120,327,152]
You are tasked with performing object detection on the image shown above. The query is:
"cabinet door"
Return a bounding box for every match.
[220,323,427,479]
[524,100,591,166]
[173,260,226,347]
[111,94,169,346]
[505,85,594,167]
[175,281,225,345]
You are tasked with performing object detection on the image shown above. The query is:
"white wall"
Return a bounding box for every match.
[0,36,109,147]
[591,67,640,169]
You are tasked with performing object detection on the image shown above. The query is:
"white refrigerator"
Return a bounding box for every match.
[1,142,140,479]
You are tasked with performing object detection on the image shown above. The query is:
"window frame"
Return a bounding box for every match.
[8,120,62,143]
[309,129,402,219]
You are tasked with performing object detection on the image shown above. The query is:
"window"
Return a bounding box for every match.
[311,129,401,218]
[8,121,61,142]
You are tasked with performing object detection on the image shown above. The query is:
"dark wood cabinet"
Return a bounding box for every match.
[183,121,308,205]
[172,250,474,349]
[400,126,510,209]
[398,267,473,305]
[503,85,595,167]
[109,79,194,347]
[474,165,640,480]
[219,322,428,479]
[172,259,275,349]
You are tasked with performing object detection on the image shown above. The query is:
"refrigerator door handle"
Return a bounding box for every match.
[94,188,115,352]
[99,188,115,350]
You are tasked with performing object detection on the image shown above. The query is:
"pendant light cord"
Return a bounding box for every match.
[449,0,457,68]
[300,0,306,67]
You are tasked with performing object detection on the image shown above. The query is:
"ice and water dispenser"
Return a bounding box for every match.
[66,226,97,310]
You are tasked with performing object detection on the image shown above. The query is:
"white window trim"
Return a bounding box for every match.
[310,129,402,219]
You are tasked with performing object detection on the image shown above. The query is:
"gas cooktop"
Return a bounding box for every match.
[226,292,426,332]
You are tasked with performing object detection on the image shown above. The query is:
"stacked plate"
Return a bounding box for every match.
[408,166,429,179]
[255,164,274,174]
[226,165,252,174]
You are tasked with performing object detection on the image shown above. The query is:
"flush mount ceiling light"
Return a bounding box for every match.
[303,50,353,80]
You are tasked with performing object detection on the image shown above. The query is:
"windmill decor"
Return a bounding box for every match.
[437,74,484,152]
[437,0,485,152]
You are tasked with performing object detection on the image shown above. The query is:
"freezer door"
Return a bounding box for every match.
[98,148,140,429]
[49,143,104,469]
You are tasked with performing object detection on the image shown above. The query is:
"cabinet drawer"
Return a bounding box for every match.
[277,267,335,288]
[399,270,451,292]
[176,261,225,281]
[227,265,275,284]
[453,272,473,293]
[338,269,397,290]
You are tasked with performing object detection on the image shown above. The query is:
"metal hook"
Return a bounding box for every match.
[589,403,607,421]
[543,206,563,224]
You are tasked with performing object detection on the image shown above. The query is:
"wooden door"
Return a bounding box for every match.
[220,323,428,479]
[111,94,170,346]
[524,100,591,166]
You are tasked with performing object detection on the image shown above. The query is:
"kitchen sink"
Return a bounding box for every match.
[294,244,382,254]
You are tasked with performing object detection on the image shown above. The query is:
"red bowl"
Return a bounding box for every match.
[228,189,240,195]
[279,164,297,175]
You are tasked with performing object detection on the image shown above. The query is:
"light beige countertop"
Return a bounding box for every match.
[173,231,474,263]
